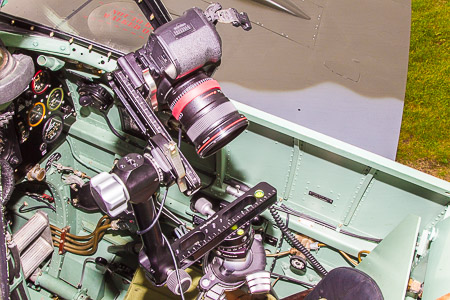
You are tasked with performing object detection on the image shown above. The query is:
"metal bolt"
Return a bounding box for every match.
[201,278,210,287]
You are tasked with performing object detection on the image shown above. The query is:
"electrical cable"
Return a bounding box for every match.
[339,250,358,266]
[269,206,328,277]
[269,212,289,273]
[358,250,371,263]
[101,111,142,148]
[162,234,186,300]
[136,188,169,235]
[266,250,293,257]
[18,194,56,213]
[277,204,383,243]
[19,204,54,213]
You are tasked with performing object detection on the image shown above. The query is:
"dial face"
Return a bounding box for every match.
[31,70,50,94]
[27,102,46,127]
[42,115,63,144]
[47,87,64,111]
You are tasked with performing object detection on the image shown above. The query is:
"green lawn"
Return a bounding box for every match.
[396,0,449,181]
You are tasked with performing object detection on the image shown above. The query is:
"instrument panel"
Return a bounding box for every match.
[14,64,75,176]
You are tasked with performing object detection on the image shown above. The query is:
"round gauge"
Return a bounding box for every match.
[27,102,46,127]
[47,87,64,111]
[31,70,50,94]
[42,115,64,144]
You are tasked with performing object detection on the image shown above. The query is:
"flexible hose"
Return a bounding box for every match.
[269,206,328,277]
[0,159,15,205]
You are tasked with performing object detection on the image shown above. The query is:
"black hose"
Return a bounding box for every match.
[0,159,15,205]
[101,112,142,149]
[269,206,328,277]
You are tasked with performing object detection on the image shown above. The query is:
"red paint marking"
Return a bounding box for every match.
[83,15,87,19]
[172,80,221,120]
[114,24,119,28]
[106,21,111,25]
[197,117,248,155]
[58,226,71,255]
[122,28,128,31]
[139,36,145,39]
[131,32,136,35]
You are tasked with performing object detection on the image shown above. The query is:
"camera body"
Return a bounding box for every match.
[116,6,248,158]
[143,7,222,85]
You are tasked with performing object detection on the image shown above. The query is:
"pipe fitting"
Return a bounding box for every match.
[37,55,65,71]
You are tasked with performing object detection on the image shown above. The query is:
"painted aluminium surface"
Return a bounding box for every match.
[1,0,411,159]
[164,0,411,160]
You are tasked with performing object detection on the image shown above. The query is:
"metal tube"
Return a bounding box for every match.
[36,55,65,71]
[133,199,174,285]
[34,272,89,300]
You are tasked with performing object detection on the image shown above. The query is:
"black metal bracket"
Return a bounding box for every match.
[134,0,171,30]
[173,182,277,269]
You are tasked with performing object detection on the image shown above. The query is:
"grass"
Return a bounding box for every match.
[396,0,450,181]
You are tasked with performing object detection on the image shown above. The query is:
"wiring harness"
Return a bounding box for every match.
[51,215,111,255]
[269,206,328,277]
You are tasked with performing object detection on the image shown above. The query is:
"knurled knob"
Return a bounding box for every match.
[166,269,192,295]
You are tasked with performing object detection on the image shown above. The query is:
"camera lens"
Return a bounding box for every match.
[166,72,248,158]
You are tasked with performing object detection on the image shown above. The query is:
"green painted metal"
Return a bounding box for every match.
[282,138,301,201]
[233,101,450,197]
[35,272,89,300]
[356,215,421,300]
[0,31,118,71]
[422,216,450,299]
[342,167,376,225]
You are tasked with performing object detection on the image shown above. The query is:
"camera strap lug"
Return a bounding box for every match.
[205,3,252,31]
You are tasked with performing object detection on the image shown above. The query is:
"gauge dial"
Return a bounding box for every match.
[31,70,50,94]
[42,115,64,144]
[47,87,64,111]
[28,102,46,127]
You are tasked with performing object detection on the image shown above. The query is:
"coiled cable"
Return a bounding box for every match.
[269,206,328,277]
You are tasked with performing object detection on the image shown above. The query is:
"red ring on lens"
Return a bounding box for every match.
[197,116,247,155]
[172,79,221,120]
